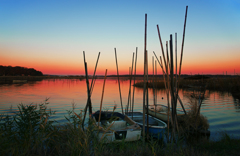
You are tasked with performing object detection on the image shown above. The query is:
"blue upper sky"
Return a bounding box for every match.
[0,0,240,75]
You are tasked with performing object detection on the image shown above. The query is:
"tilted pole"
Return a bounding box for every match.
[114,48,124,114]
[82,51,100,129]
[98,69,108,127]
[132,47,138,119]
[127,53,135,113]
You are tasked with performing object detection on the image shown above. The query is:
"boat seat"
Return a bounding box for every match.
[97,120,127,130]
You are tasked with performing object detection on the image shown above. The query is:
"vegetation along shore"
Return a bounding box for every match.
[134,75,240,99]
[1,99,240,156]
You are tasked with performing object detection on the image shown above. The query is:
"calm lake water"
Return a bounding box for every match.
[0,79,240,140]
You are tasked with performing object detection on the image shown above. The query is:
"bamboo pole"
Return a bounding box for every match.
[165,41,172,142]
[142,13,147,144]
[90,76,97,95]
[154,60,157,117]
[114,48,124,114]
[153,50,172,137]
[166,43,171,136]
[127,53,135,113]
[153,51,165,74]
[176,6,188,120]
[179,6,188,77]
[157,25,167,70]
[132,47,138,119]
[152,56,156,106]
[128,67,132,113]
[155,60,157,104]
[177,95,187,115]
[82,52,100,129]
[84,62,92,117]
[98,69,108,127]
[83,52,100,114]
[146,50,149,138]
[175,33,177,95]
[90,52,101,94]
[170,34,177,141]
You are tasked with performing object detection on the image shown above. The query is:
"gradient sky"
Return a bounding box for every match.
[1,0,240,75]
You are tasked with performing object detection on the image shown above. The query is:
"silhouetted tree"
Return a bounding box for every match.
[0,65,43,76]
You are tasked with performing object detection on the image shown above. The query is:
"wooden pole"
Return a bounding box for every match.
[166,41,173,141]
[175,33,177,94]
[155,60,157,105]
[83,52,100,114]
[178,6,188,80]
[146,50,149,138]
[160,56,170,142]
[170,34,176,141]
[90,52,101,93]
[84,62,92,117]
[114,48,124,114]
[177,95,187,115]
[132,47,138,119]
[98,69,108,127]
[153,51,165,74]
[82,52,100,128]
[127,53,135,113]
[166,41,171,133]
[157,25,167,71]
[152,56,156,106]
[142,13,147,144]
[154,60,157,117]
[127,67,130,113]
[176,6,188,121]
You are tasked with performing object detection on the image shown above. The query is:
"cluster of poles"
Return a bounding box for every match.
[81,6,189,143]
[142,6,188,143]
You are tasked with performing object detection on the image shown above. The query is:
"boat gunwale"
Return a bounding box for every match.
[125,112,167,129]
[92,111,142,132]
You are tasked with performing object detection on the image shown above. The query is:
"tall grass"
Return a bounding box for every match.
[134,76,240,97]
[179,97,209,137]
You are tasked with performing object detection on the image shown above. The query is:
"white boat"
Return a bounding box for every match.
[126,112,167,139]
[146,105,186,123]
[92,111,142,143]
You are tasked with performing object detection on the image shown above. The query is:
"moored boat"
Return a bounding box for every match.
[92,111,142,143]
[146,105,186,123]
[125,112,167,139]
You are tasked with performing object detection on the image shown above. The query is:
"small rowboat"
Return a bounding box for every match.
[146,105,186,123]
[125,112,167,139]
[92,111,142,143]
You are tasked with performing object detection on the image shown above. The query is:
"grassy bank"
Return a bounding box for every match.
[134,76,240,99]
[1,100,240,155]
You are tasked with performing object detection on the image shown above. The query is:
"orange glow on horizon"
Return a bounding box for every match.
[1,47,240,75]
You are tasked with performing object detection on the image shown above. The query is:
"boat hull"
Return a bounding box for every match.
[147,106,185,123]
[126,112,167,139]
[92,111,141,143]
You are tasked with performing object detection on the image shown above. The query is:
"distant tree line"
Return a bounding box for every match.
[0,65,43,76]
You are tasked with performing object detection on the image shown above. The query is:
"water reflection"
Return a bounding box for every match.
[0,79,240,140]
[233,98,240,111]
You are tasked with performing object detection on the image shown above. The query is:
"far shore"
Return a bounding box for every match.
[0,75,85,84]
[0,74,238,84]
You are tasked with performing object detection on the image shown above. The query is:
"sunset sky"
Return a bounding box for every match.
[0,0,240,75]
